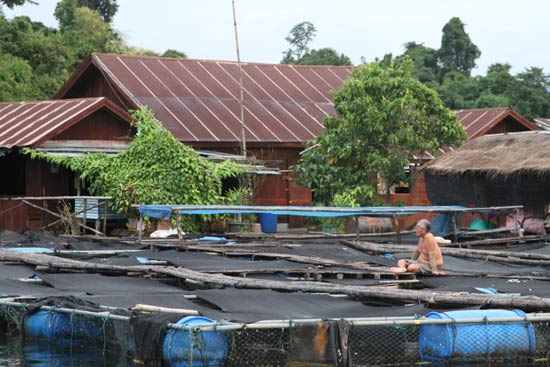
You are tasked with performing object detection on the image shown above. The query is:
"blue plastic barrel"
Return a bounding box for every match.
[163,316,227,367]
[24,310,101,347]
[259,213,278,233]
[419,309,535,361]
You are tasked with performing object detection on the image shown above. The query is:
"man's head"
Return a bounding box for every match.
[415,219,431,237]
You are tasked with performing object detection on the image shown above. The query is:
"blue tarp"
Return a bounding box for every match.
[138,205,467,219]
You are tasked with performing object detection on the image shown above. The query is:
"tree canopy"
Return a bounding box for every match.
[0,1,186,102]
[281,21,352,66]
[378,17,550,120]
[293,59,467,205]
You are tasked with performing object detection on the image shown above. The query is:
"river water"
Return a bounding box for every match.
[0,333,548,367]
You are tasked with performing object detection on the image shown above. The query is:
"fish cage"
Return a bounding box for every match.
[2,300,550,366]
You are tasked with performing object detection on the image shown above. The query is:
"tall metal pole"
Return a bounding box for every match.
[232,0,247,157]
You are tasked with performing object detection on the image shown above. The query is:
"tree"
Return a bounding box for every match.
[76,0,118,22]
[399,42,440,85]
[0,0,34,8]
[438,17,481,77]
[293,59,467,204]
[0,53,35,101]
[161,49,187,58]
[281,21,316,63]
[295,48,352,66]
[59,6,124,69]
[436,71,480,109]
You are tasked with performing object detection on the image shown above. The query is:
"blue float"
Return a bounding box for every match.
[259,213,277,233]
[163,316,227,367]
[24,310,102,347]
[419,309,535,361]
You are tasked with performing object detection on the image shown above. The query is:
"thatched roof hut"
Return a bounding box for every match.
[424,132,550,215]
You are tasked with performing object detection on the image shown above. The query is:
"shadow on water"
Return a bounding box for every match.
[0,332,133,367]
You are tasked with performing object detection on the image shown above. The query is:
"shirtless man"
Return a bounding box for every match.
[390,219,443,275]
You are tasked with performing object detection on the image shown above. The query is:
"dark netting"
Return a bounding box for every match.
[130,312,184,367]
[224,328,290,367]
[0,296,132,363]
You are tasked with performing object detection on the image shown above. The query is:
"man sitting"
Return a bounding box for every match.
[390,219,443,275]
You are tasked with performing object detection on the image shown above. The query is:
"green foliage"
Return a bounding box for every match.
[295,48,352,66]
[382,17,550,120]
[23,108,242,229]
[438,17,481,77]
[161,49,187,58]
[293,59,467,205]
[281,21,316,63]
[0,53,35,101]
[0,2,183,102]
[281,21,351,66]
[0,0,35,8]
[76,0,118,22]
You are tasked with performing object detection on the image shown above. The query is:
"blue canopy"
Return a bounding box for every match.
[138,205,468,220]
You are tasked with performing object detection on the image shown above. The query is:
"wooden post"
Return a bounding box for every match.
[451,213,458,244]
[392,215,402,245]
[513,209,521,236]
[24,201,29,229]
[176,212,183,243]
[103,200,108,236]
[42,198,47,227]
[355,215,360,240]
[82,198,87,236]
[138,213,143,242]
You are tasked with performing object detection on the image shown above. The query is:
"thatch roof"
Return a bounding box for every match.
[424,131,550,180]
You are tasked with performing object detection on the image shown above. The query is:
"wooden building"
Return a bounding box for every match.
[54,53,354,208]
[0,97,132,230]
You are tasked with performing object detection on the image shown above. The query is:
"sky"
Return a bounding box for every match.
[4,0,550,75]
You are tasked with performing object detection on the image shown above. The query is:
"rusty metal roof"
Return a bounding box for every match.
[55,54,536,146]
[454,107,536,138]
[0,97,131,148]
[61,54,352,144]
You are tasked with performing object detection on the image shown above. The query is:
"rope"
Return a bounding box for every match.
[70,309,76,354]
[101,313,111,355]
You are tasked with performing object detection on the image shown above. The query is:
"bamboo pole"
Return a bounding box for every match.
[132,304,199,315]
[82,198,87,236]
[103,200,108,235]
[176,213,183,243]
[341,240,550,266]
[138,213,143,242]
[392,215,402,245]
[168,205,523,214]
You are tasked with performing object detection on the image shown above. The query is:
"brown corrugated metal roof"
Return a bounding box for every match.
[66,54,352,143]
[0,97,131,148]
[55,54,536,146]
[454,107,536,138]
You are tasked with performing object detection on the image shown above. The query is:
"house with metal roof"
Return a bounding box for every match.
[0,97,132,230]
[0,53,538,231]
[54,54,538,212]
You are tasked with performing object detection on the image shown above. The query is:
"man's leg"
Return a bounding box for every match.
[390,259,409,273]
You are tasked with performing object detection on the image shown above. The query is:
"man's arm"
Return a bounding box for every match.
[411,250,420,260]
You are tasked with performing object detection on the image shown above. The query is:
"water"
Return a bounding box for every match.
[0,333,549,367]
[0,333,132,367]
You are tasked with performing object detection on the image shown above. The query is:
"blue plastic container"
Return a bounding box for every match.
[259,213,277,233]
[163,316,227,367]
[24,310,101,347]
[419,309,535,361]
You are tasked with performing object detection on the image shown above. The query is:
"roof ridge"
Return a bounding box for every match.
[92,53,354,69]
